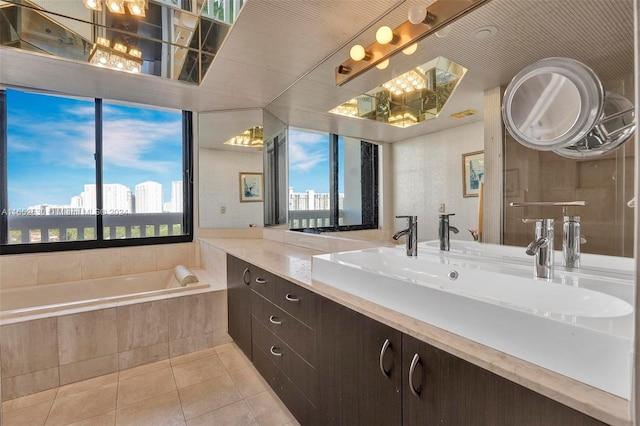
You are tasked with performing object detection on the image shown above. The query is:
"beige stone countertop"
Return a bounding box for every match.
[200,237,630,426]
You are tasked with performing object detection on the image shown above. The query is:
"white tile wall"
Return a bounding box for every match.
[392,121,485,242]
[0,243,197,290]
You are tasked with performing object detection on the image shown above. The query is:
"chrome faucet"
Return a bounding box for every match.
[438,214,459,251]
[562,216,581,268]
[393,215,417,257]
[525,219,554,280]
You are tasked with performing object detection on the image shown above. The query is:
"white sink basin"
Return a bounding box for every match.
[332,250,632,318]
[312,246,634,399]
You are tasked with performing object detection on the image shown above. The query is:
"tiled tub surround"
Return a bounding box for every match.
[200,236,631,426]
[0,277,231,401]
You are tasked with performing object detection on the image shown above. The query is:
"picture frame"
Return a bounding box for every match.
[462,151,484,197]
[239,172,263,202]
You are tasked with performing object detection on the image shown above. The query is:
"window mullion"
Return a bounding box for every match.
[0,91,7,244]
[95,99,104,244]
[329,133,339,227]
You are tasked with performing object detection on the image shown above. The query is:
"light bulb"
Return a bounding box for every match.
[402,43,417,55]
[87,0,98,7]
[375,26,394,45]
[376,59,389,70]
[408,5,427,24]
[436,26,452,38]
[349,45,367,61]
[109,1,120,11]
[131,5,142,15]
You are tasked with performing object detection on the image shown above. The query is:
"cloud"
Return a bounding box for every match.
[288,129,328,172]
[8,103,183,172]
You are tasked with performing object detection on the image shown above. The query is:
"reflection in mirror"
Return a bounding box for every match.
[0,0,232,84]
[198,109,263,228]
[263,109,288,227]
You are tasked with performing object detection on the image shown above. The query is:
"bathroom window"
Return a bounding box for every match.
[0,88,193,254]
[288,128,378,231]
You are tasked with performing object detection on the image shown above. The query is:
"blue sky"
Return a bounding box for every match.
[288,128,344,194]
[7,89,183,210]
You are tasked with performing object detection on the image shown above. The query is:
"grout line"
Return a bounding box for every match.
[169,359,188,425]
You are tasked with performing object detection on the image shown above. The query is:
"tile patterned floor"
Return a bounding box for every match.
[2,343,299,426]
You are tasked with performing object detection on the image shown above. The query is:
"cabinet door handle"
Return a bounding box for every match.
[242,268,250,285]
[409,353,421,398]
[285,293,300,302]
[270,346,282,357]
[255,277,267,285]
[269,315,282,325]
[379,338,391,377]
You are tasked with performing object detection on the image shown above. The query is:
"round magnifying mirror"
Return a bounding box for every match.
[503,58,604,151]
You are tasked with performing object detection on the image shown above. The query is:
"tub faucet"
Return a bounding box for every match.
[525,219,554,280]
[438,214,459,251]
[393,215,417,257]
[562,216,581,269]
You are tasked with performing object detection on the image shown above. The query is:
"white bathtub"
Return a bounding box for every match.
[0,268,212,324]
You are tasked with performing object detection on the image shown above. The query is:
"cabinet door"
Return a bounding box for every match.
[226,255,252,359]
[402,334,606,426]
[319,297,402,425]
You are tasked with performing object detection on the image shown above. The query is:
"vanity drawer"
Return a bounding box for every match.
[276,277,319,329]
[251,317,319,406]
[251,291,317,366]
[250,265,277,303]
[252,339,319,425]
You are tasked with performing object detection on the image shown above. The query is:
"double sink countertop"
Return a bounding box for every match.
[200,236,631,426]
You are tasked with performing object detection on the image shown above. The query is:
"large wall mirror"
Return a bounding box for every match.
[256,0,634,259]
[198,109,264,228]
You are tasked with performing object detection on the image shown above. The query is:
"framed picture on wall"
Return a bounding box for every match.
[239,172,263,202]
[462,151,484,197]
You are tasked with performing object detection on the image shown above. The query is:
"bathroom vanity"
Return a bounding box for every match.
[213,237,631,425]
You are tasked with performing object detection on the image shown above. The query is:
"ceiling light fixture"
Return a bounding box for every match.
[330,56,467,128]
[88,37,143,73]
[336,0,491,86]
[223,126,264,149]
[83,0,147,16]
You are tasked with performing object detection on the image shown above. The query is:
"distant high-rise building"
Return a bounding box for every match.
[170,181,183,212]
[76,184,132,214]
[135,181,163,213]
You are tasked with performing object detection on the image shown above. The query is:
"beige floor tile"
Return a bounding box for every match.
[45,382,117,426]
[217,347,251,372]
[66,410,116,426]
[2,388,57,412]
[245,390,294,426]
[2,399,53,426]
[115,390,184,426]
[186,400,258,426]
[118,359,171,381]
[172,354,227,389]
[228,366,268,398]
[57,372,118,398]
[178,374,242,420]
[214,342,237,354]
[117,367,176,408]
[170,348,218,367]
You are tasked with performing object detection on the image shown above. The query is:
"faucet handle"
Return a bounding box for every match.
[396,215,417,219]
[439,213,455,218]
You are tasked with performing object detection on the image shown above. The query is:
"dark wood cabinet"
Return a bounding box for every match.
[228,256,608,426]
[402,334,606,426]
[226,255,252,359]
[319,297,402,426]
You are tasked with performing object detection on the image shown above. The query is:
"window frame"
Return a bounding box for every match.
[289,132,379,233]
[0,88,194,255]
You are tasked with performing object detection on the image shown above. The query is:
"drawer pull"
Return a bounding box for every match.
[255,277,267,285]
[242,268,250,285]
[379,338,391,377]
[408,353,421,398]
[270,346,282,357]
[269,315,282,325]
[285,293,300,302]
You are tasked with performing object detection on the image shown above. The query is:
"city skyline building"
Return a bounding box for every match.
[135,181,164,213]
